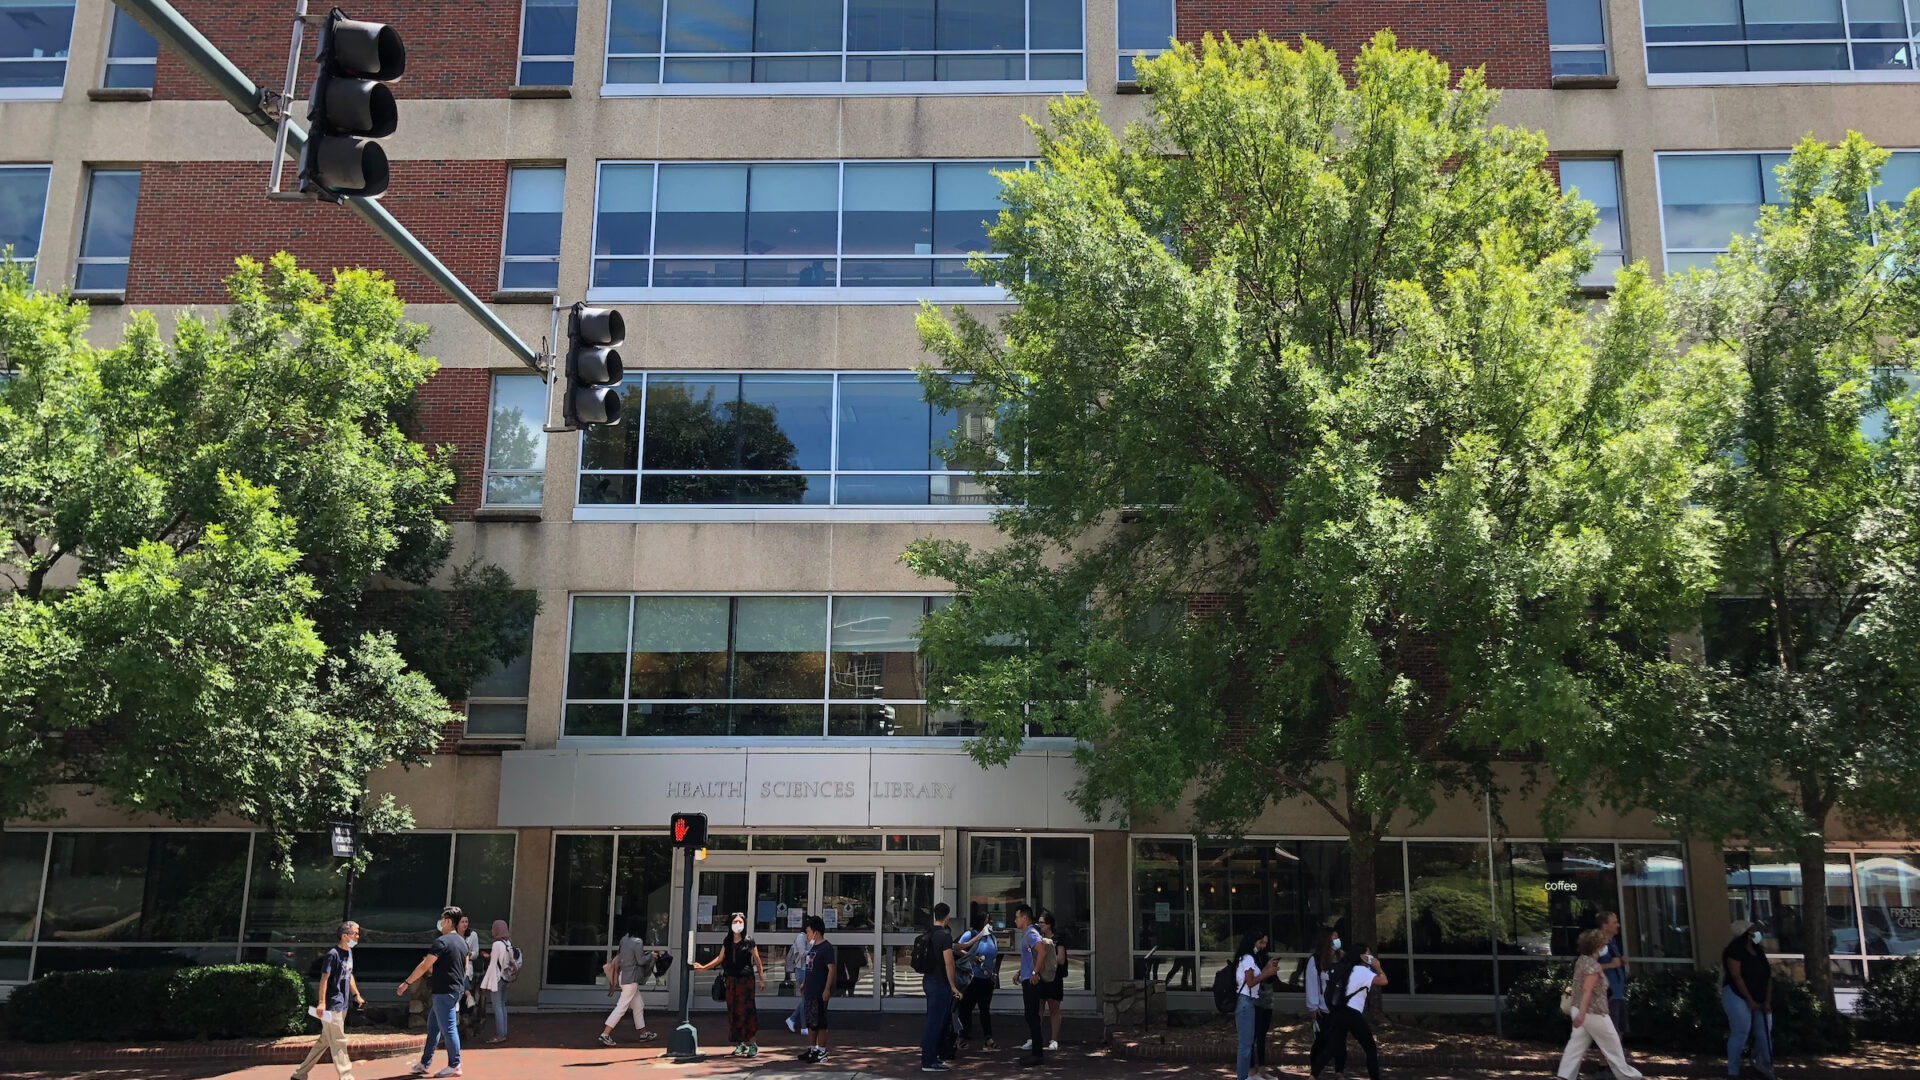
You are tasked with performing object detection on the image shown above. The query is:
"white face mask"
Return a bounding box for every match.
[344,940,356,950]
[1332,937,1342,951]
[1751,930,1764,944]
[732,921,746,934]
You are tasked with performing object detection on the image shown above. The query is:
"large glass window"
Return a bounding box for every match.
[603,0,1084,90]
[38,832,249,946]
[1856,852,1920,958]
[0,165,51,281]
[0,0,75,94]
[1548,0,1610,75]
[1657,151,1920,272]
[519,0,578,84]
[564,593,961,737]
[1644,0,1920,76]
[466,604,534,737]
[1560,158,1624,287]
[1116,0,1173,82]
[75,169,140,293]
[502,167,565,291]
[1727,848,1864,985]
[589,160,1023,299]
[485,374,548,506]
[967,834,1094,990]
[579,371,998,508]
[101,7,157,89]
[1620,843,1693,960]
[1500,842,1619,959]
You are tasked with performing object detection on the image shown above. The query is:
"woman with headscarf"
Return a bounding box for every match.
[695,911,765,1057]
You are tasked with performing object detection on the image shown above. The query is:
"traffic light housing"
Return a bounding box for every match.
[566,304,625,427]
[670,812,708,850]
[301,8,405,200]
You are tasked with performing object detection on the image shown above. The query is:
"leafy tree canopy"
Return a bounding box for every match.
[0,253,536,865]
[906,32,1717,942]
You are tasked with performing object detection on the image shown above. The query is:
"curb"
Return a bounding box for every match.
[1109,1040,1920,1079]
[6,1032,421,1068]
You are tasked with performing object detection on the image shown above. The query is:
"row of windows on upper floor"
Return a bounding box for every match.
[14,1,1920,102]
[9,151,1919,304]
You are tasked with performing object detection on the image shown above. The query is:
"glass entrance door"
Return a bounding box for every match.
[754,870,811,994]
[819,870,878,1000]
[689,863,903,1011]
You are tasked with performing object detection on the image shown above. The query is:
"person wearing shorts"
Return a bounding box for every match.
[798,916,835,1065]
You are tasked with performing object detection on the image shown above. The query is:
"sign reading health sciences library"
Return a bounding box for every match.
[497,746,1106,830]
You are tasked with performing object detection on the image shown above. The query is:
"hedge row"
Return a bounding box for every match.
[1503,959,1853,1056]
[5,964,308,1042]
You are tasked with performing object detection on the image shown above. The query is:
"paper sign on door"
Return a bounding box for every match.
[823,908,839,930]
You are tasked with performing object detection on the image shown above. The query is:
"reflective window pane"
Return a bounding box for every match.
[1396,842,1496,954]
[843,164,933,254]
[665,0,753,52]
[830,595,930,700]
[755,0,843,52]
[838,374,932,470]
[1848,0,1907,37]
[245,833,345,944]
[1855,852,1920,957]
[0,831,46,942]
[629,596,730,698]
[848,0,935,51]
[37,833,143,943]
[0,0,74,88]
[934,162,1011,255]
[1133,837,1194,958]
[452,834,516,929]
[548,835,613,946]
[1029,0,1082,50]
[487,374,548,491]
[354,833,451,941]
[76,170,139,292]
[0,167,51,267]
[103,8,157,89]
[746,164,839,256]
[733,596,827,698]
[1644,0,1744,43]
[520,0,579,76]
[1117,0,1174,53]
[1548,0,1606,45]
[936,0,1024,51]
[968,836,1026,930]
[505,167,565,259]
[1560,158,1623,287]
[1621,844,1692,960]
[608,0,665,53]
[567,596,631,699]
[1034,836,1092,989]
[614,835,674,946]
[656,165,748,254]
[1501,842,1618,958]
[740,375,833,469]
[594,164,655,257]
[1660,154,1764,253]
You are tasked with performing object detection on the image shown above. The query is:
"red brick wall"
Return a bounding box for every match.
[125,160,506,306]
[154,0,523,100]
[1175,1,1551,89]
[413,367,493,522]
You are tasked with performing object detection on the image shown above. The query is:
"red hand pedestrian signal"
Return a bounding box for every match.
[669,812,707,849]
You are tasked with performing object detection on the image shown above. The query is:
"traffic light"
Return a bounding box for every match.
[566,304,625,427]
[670,812,708,850]
[300,8,406,200]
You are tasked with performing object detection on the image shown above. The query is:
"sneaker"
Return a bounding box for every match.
[1047,1040,1059,1051]
[731,1045,747,1057]
[638,1030,658,1042]
[923,1065,952,1073]
[1019,1040,1033,1050]
[745,1044,759,1057]
[433,1069,463,1078]
[786,1016,797,1033]
[984,1040,999,1050]
[597,1033,616,1047]
[812,1051,829,1064]
[484,1035,507,1044]
[797,1047,817,1060]
[410,1063,430,1077]
[957,1039,972,1051]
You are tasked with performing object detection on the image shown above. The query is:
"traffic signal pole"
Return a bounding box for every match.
[108,0,544,373]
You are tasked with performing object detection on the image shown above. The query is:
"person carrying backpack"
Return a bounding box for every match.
[478,919,521,1044]
[955,911,999,1050]
[1325,943,1388,1080]
[1231,931,1281,1080]
[914,902,960,1072]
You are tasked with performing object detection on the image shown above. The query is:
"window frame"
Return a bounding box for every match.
[964,831,1098,993]
[1115,0,1175,84]
[0,0,74,100]
[599,0,1088,97]
[516,0,579,87]
[1654,148,1920,273]
[1641,0,1920,85]
[73,167,141,295]
[1549,0,1612,77]
[0,164,53,284]
[574,369,1005,515]
[1724,847,1920,985]
[1559,155,1627,288]
[99,5,157,90]
[484,372,551,508]
[587,159,1024,305]
[500,165,566,293]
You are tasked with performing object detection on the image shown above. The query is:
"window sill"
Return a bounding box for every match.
[491,289,557,305]
[88,87,153,102]
[509,84,572,99]
[1579,283,1617,299]
[0,87,63,102]
[1115,80,1147,95]
[1552,74,1619,90]
[456,739,524,754]
[70,290,125,306]
[475,505,543,522]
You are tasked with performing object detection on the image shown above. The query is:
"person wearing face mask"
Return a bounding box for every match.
[599,916,660,1046]
[1232,930,1280,1080]
[695,912,765,1057]
[1721,922,1776,1080]
[1304,927,1342,1080]
[293,921,365,1080]
[397,906,470,1078]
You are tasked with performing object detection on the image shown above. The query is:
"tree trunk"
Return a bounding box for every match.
[1793,801,1836,1015]
[1347,790,1377,947]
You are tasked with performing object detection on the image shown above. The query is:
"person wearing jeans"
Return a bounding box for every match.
[1721,924,1776,1079]
[919,903,959,1072]
[398,906,472,1078]
[1232,931,1278,1080]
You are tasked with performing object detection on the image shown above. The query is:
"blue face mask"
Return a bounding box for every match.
[1332,937,1342,951]
[1752,930,1763,944]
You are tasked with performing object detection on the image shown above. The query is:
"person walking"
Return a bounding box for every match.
[1304,927,1342,1080]
[1721,922,1776,1080]
[1557,928,1643,1080]
[599,916,660,1046]
[955,911,999,1050]
[916,902,960,1073]
[694,912,765,1057]
[293,921,366,1080]
[1233,931,1280,1080]
[396,906,471,1078]
[1326,942,1387,1080]
[1037,911,1066,1052]
[1013,904,1048,1069]
[478,920,517,1044]
[798,915,836,1064]
[784,924,813,1036]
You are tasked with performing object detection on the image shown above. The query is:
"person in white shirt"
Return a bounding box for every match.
[1304,927,1343,1080]
[479,920,515,1044]
[1233,931,1279,1080]
[1327,943,1388,1080]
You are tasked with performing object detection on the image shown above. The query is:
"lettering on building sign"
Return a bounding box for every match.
[666,781,745,800]
[871,781,957,800]
[1543,881,1580,893]
[761,781,860,800]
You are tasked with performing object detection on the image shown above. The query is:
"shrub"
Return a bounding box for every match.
[1769,977,1851,1055]
[1502,958,1576,1042]
[7,964,307,1042]
[1505,960,1847,1058]
[1624,965,1725,1054]
[1857,956,1920,1043]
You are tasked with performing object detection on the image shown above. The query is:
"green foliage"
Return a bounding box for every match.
[1857,956,1920,1043]
[6,964,306,1041]
[905,31,1715,939]
[0,253,536,856]
[1622,965,1725,1054]
[1501,958,1575,1042]
[1505,960,1843,1057]
[1770,975,1854,1055]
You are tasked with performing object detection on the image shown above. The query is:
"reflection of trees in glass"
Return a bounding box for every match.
[642,382,810,504]
[489,406,541,471]
[142,833,250,942]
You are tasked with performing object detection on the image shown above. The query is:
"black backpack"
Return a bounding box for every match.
[1328,959,1367,1010]
[910,929,937,975]
[1211,961,1238,1015]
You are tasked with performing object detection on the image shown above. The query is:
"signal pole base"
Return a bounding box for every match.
[665,1021,699,1061]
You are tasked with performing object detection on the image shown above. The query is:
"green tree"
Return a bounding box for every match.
[1591,135,1920,1019]
[905,33,1714,946]
[0,253,536,865]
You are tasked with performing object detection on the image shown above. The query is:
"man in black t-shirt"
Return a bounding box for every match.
[798,916,836,1065]
[294,921,365,1080]
[920,903,958,1071]
[399,906,472,1077]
